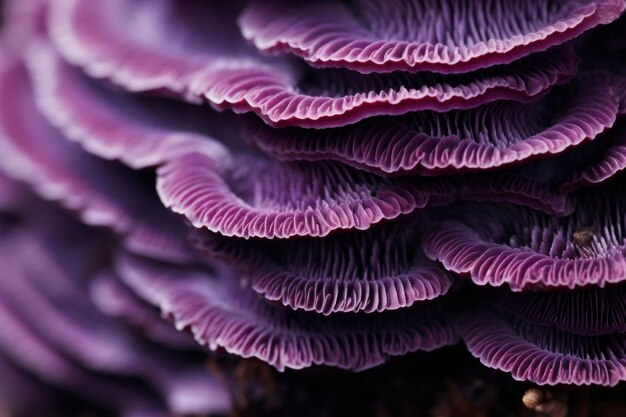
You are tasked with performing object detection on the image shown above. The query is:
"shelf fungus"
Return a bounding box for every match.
[0,0,625,412]
[423,184,626,290]
[463,286,626,385]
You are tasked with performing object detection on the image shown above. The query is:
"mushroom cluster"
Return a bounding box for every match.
[0,0,625,414]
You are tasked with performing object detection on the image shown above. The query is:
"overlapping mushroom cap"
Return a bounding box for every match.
[240,0,626,73]
[0,0,626,413]
[462,285,626,386]
[191,219,454,314]
[114,251,459,372]
[0,185,229,416]
[422,183,626,291]
[244,77,618,175]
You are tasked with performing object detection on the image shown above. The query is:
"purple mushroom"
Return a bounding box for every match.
[423,184,626,290]
[191,219,453,314]
[115,252,459,371]
[49,0,585,128]
[0,191,229,415]
[240,0,626,73]
[244,76,618,175]
[463,307,626,386]
[461,285,626,386]
[500,286,626,336]
[0,0,626,413]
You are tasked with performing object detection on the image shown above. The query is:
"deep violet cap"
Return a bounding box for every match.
[422,185,626,291]
[239,0,626,74]
[115,252,460,371]
[462,308,626,386]
[500,286,626,336]
[191,219,453,314]
[0,55,193,263]
[49,0,588,128]
[243,76,618,175]
[2,0,626,398]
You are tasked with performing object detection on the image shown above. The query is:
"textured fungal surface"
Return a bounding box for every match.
[115,252,459,371]
[560,120,626,190]
[500,286,626,335]
[0,198,229,415]
[48,0,586,128]
[50,0,254,99]
[245,78,618,174]
[157,151,454,238]
[0,57,193,263]
[196,47,581,128]
[24,44,456,239]
[1,0,626,414]
[240,0,626,73]
[192,220,453,314]
[423,187,626,290]
[463,309,626,386]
